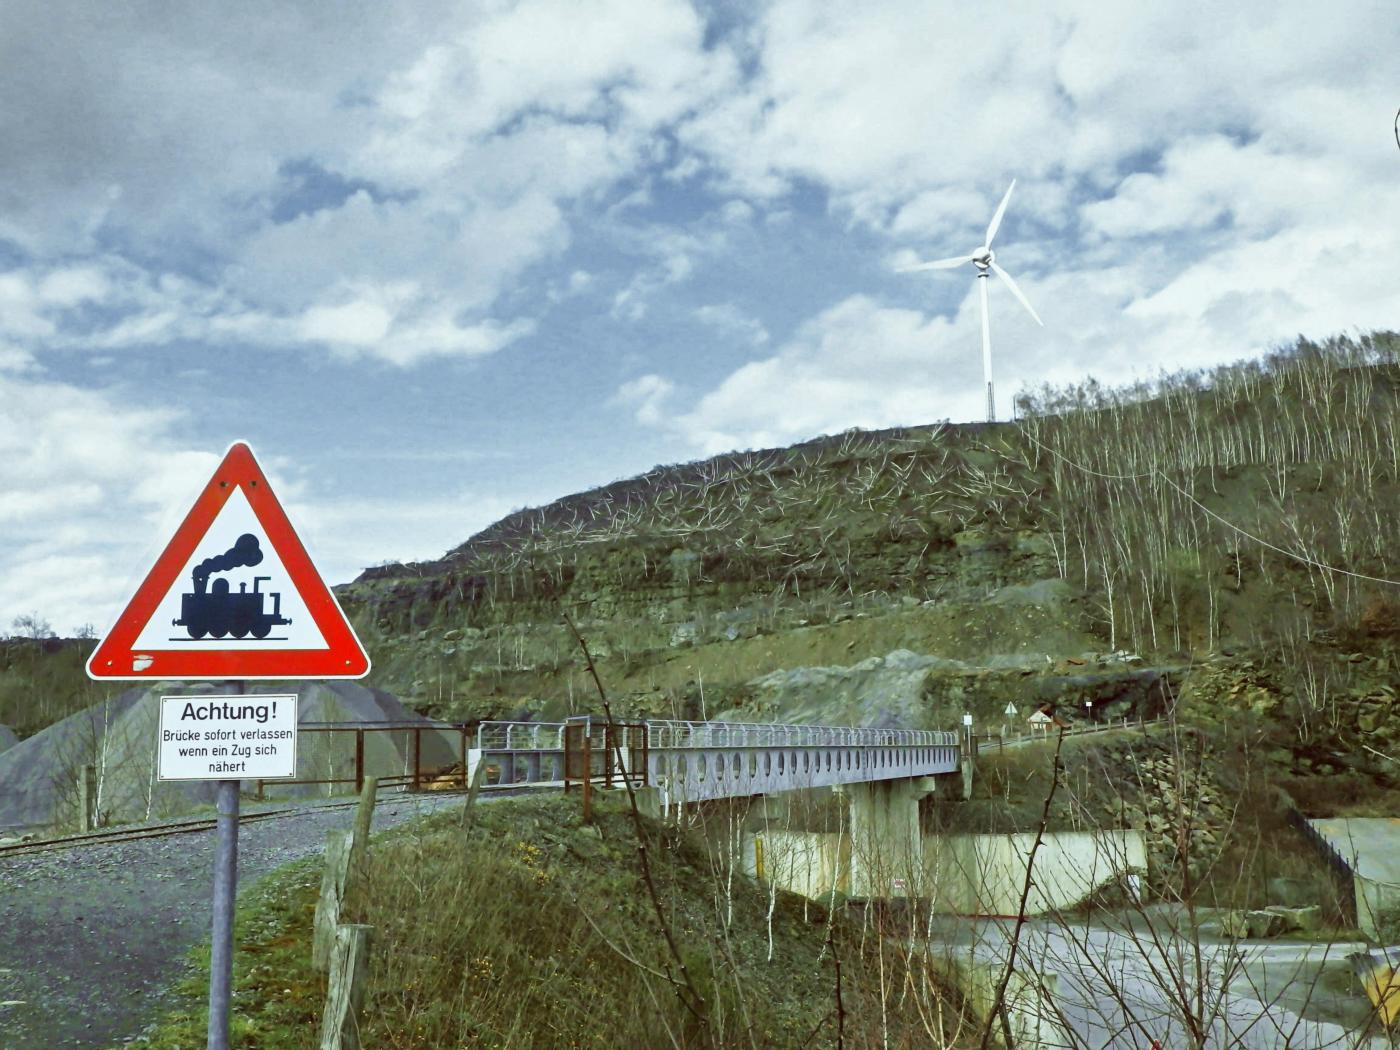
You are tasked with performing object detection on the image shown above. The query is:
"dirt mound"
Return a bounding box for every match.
[0,682,450,832]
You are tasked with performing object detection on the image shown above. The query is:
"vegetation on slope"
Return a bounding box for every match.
[331,334,1400,794]
[0,636,100,740]
[129,795,977,1049]
[12,332,1400,818]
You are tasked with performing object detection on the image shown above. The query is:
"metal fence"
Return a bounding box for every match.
[975,716,1166,753]
[260,720,474,795]
[475,721,565,751]
[645,719,956,750]
[258,716,963,800]
[1286,808,1358,923]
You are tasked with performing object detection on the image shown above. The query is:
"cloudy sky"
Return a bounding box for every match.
[2,1,1397,635]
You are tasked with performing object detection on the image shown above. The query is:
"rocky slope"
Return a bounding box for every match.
[9,334,1400,838]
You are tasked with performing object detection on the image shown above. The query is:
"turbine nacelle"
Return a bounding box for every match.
[971,246,994,271]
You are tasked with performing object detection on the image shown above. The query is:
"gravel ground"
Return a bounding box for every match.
[0,792,469,1049]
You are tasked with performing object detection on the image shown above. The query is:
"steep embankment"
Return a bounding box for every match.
[129,794,977,1050]
[339,334,1398,764]
[12,334,1400,818]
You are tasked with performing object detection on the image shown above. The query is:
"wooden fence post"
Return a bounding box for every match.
[319,923,373,1050]
[346,776,378,901]
[79,764,97,831]
[313,830,354,971]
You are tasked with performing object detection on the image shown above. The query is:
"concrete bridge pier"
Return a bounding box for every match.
[837,776,937,899]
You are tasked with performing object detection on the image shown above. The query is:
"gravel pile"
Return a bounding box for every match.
[0,792,469,1049]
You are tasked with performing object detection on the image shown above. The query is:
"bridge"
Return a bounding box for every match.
[276,715,972,899]
[468,716,964,803]
[469,716,969,899]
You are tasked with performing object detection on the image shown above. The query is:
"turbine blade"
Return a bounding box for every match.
[898,254,972,272]
[984,179,1016,248]
[990,261,1043,326]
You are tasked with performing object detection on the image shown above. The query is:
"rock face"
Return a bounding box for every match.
[0,724,17,755]
[0,682,444,832]
[728,650,969,729]
[1090,732,1232,887]
[711,649,1182,731]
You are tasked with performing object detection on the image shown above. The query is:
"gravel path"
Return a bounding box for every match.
[0,793,469,1049]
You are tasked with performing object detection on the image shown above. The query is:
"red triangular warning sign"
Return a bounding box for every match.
[87,442,371,681]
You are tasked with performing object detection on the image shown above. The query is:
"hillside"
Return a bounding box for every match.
[332,334,1399,778]
[7,332,1399,814]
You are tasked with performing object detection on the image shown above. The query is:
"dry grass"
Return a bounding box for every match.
[351,793,976,1049]
[127,793,978,1049]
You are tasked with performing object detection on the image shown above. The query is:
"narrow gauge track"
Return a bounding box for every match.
[0,781,548,859]
[0,801,354,858]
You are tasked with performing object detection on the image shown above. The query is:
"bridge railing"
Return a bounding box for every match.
[644,720,957,750]
[476,721,565,750]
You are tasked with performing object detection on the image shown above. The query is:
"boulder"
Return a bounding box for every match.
[1263,904,1322,933]
[1221,909,1291,939]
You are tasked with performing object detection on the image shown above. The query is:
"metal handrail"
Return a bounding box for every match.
[467,718,957,751]
[975,716,1166,752]
[643,719,956,750]
[476,721,566,750]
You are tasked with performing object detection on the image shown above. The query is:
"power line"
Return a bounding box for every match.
[1015,421,1400,588]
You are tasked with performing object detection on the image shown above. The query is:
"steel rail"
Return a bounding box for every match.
[0,806,307,859]
[0,780,549,859]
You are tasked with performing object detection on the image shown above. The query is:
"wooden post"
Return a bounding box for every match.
[345,775,378,909]
[581,735,593,824]
[354,729,365,793]
[604,725,614,789]
[79,764,97,831]
[411,727,422,791]
[313,830,354,971]
[319,923,373,1050]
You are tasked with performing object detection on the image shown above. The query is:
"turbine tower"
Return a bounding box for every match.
[900,179,1042,423]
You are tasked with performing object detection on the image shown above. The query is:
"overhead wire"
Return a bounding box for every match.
[1015,421,1400,588]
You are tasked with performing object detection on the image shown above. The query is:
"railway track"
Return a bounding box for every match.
[0,797,371,859]
[0,780,553,860]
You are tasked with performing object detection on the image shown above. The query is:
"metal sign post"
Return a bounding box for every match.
[208,778,238,1050]
[155,682,301,1048]
[86,442,370,1050]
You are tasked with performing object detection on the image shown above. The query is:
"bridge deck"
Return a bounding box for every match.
[468,718,963,806]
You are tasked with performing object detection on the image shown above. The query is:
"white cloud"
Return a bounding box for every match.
[300,298,395,347]
[0,373,218,633]
[0,0,732,367]
[694,303,769,346]
[614,374,676,426]
[0,345,37,372]
[0,369,543,633]
[659,296,967,453]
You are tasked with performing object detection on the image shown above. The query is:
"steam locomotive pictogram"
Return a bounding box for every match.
[172,533,292,640]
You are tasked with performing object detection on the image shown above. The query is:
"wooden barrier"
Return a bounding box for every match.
[79,764,97,831]
[319,923,373,1050]
[313,830,354,971]
[315,777,379,970]
[346,776,378,898]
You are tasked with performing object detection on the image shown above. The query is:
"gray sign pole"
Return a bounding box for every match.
[207,682,242,1050]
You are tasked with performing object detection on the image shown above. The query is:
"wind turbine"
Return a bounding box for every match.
[900,179,1042,423]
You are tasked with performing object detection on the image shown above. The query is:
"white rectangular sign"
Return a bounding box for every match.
[158,694,298,781]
